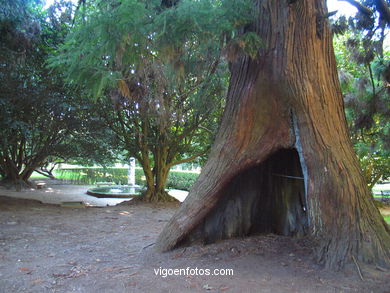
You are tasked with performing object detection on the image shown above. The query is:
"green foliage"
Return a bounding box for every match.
[383,215,390,225]
[333,34,389,188]
[55,167,199,190]
[0,0,117,183]
[55,168,142,185]
[51,0,260,97]
[166,171,199,191]
[50,0,260,200]
[331,4,390,188]
[235,32,264,59]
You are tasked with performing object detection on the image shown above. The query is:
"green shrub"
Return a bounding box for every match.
[54,167,199,190]
[54,168,145,185]
[166,171,199,191]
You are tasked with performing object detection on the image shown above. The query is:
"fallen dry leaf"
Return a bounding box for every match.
[31,278,43,284]
[172,253,183,259]
[19,267,32,272]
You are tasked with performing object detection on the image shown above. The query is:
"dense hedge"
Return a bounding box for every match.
[166,171,199,191]
[54,168,199,191]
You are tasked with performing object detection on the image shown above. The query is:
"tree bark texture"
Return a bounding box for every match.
[0,156,36,189]
[0,172,33,190]
[156,0,390,270]
[141,146,176,202]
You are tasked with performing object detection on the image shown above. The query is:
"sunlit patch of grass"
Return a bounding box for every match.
[383,215,390,225]
[373,183,390,192]
[15,167,199,190]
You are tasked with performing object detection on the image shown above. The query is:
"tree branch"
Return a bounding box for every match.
[170,149,209,167]
[374,0,390,25]
[367,63,376,99]
[33,168,55,179]
[198,125,213,134]
[368,173,383,189]
[338,0,373,16]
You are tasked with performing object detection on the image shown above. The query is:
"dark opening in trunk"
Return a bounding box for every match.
[184,148,308,245]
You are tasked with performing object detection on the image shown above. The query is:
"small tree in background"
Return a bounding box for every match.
[53,0,260,201]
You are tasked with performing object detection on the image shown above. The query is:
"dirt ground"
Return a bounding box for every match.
[0,183,389,293]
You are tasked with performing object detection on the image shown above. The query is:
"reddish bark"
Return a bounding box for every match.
[156,0,390,270]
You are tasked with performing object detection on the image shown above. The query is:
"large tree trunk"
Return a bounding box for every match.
[143,167,175,202]
[156,0,390,270]
[1,155,49,190]
[141,149,176,202]
[0,171,32,190]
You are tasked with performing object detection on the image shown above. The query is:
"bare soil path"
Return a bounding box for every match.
[0,183,389,293]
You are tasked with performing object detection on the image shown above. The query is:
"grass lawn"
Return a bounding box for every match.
[373,183,390,192]
[383,215,390,225]
[30,172,48,179]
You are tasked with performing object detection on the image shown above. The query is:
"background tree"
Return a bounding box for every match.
[0,0,116,187]
[331,3,389,188]
[157,0,390,270]
[53,0,259,201]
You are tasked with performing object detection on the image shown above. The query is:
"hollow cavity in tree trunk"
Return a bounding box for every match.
[181,149,308,246]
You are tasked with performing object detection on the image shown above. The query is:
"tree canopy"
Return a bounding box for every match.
[0,0,116,186]
[331,0,390,187]
[1,0,388,194]
[50,0,261,201]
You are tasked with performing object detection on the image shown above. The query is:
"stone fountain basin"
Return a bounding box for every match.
[86,185,143,198]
